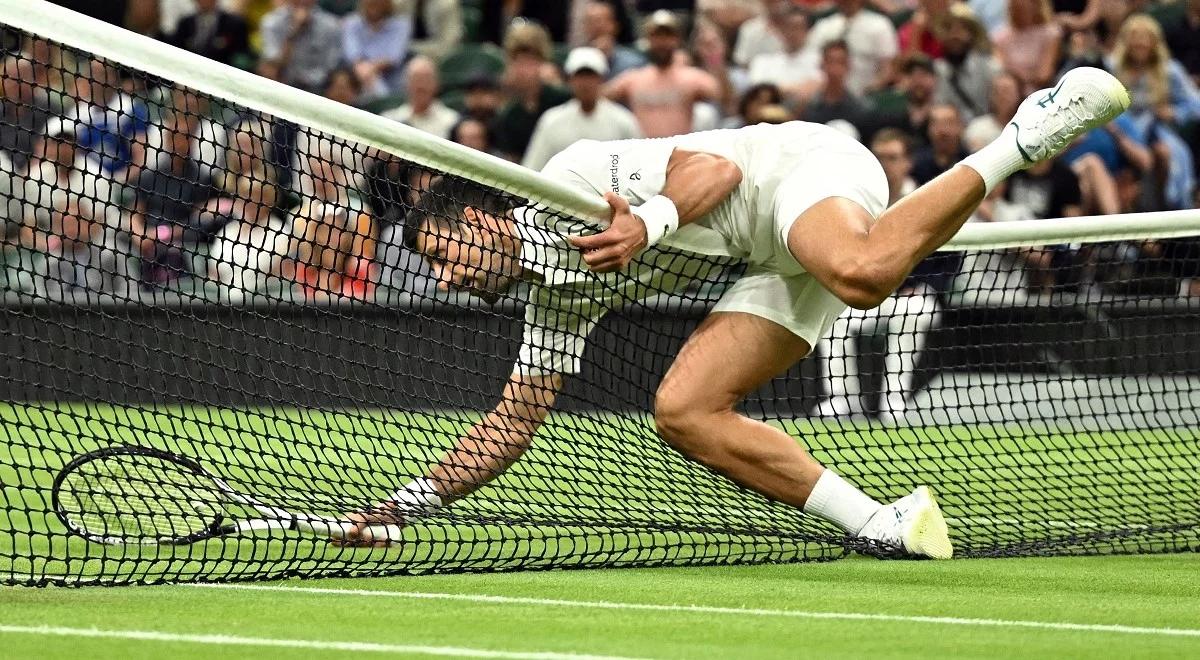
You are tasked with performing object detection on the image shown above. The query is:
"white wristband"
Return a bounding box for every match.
[631,195,679,247]
[386,478,444,518]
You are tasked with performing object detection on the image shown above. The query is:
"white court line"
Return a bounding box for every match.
[0,624,646,660]
[191,584,1200,639]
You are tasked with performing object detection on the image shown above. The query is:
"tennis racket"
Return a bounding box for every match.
[52,445,403,545]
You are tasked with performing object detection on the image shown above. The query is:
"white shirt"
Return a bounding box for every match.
[807,10,899,95]
[383,101,460,140]
[733,15,784,68]
[210,215,292,300]
[748,48,823,88]
[521,99,643,172]
[515,121,866,374]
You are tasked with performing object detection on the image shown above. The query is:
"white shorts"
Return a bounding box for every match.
[714,134,890,354]
[711,267,850,355]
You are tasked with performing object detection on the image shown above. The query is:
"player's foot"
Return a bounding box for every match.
[857,486,953,559]
[812,395,857,418]
[1008,67,1131,166]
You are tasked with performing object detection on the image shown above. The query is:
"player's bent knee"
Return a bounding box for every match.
[653,388,708,454]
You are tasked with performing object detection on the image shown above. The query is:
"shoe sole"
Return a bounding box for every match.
[903,486,954,560]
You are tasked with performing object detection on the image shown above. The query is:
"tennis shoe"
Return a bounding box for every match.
[857,486,953,559]
[1008,67,1130,166]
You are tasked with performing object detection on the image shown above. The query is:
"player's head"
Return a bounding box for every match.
[644,11,682,67]
[403,177,524,304]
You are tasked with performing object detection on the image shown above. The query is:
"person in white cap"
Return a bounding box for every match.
[521,47,643,171]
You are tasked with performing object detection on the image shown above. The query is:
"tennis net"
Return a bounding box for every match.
[1,1,1198,586]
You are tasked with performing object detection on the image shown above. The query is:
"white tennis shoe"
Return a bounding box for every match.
[1008,67,1131,166]
[857,486,954,559]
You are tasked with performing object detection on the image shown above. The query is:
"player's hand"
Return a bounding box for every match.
[332,509,403,547]
[568,193,648,273]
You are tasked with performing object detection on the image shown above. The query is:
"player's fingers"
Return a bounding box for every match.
[581,245,624,267]
[604,192,631,216]
[567,231,612,250]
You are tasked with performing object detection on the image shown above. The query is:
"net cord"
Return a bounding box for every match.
[3,0,1200,252]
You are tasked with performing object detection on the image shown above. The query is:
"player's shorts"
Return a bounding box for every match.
[712,128,890,354]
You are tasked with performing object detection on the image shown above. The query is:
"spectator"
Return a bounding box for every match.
[933,3,998,121]
[1057,25,1109,77]
[383,56,461,140]
[690,18,740,118]
[14,129,121,295]
[581,1,646,78]
[1053,0,1104,34]
[258,0,342,94]
[324,67,364,108]
[724,83,783,128]
[463,75,504,125]
[1110,14,1200,211]
[1001,155,1082,292]
[954,180,1046,305]
[0,39,68,170]
[451,118,496,155]
[60,60,152,183]
[522,48,643,171]
[341,0,411,100]
[606,11,722,138]
[813,129,942,423]
[125,0,166,39]
[1164,0,1200,82]
[169,0,251,67]
[700,0,765,40]
[863,53,939,148]
[966,0,1008,34]
[801,40,868,129]
[207,132,289,302]
[733,0,787,68]
[747,6,822,106]
[898,0,954,59]
[807,0,900,95]
[392,0,463,62]
[964,70,1020,148]
[209,197,288,300]
[492,22,571,160]
[130,112,215,288]
[911,102,968,184]
[290,132,374,301]
[993,0,1061,92]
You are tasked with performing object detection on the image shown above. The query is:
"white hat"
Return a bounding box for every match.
[564,47,609,76]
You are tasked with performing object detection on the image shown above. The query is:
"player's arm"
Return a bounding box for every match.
[342,372,561,543]
[569,149,743,273]
[424,372,562,502]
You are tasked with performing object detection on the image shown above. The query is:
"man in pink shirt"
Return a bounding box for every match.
[605,11,721,138]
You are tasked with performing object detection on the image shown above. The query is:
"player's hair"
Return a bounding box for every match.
[402,175,515,251]
[871,128,912,155]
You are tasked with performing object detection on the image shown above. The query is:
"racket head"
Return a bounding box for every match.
[52,445,231,545]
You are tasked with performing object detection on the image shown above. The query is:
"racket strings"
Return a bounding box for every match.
[58,455,225,540]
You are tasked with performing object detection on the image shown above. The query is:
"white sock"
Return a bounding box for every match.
[959,124,1029,195]
[386,477,444,516]
[804,470,883,535]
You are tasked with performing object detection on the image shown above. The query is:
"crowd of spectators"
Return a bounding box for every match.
[2,0,1200,307]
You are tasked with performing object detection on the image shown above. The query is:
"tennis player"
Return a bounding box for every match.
[344,67,1129,557]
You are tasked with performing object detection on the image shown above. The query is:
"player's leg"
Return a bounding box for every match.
[655,308,952,557]
[791,68,1130,310]
[654,310,863,517]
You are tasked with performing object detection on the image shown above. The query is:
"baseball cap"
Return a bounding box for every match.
[564,47,609,76]
[644,10,681,35]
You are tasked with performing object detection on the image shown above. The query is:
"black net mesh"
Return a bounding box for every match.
[1,29,1199,587]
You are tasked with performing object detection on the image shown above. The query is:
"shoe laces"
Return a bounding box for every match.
[1030,94,1097,153]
